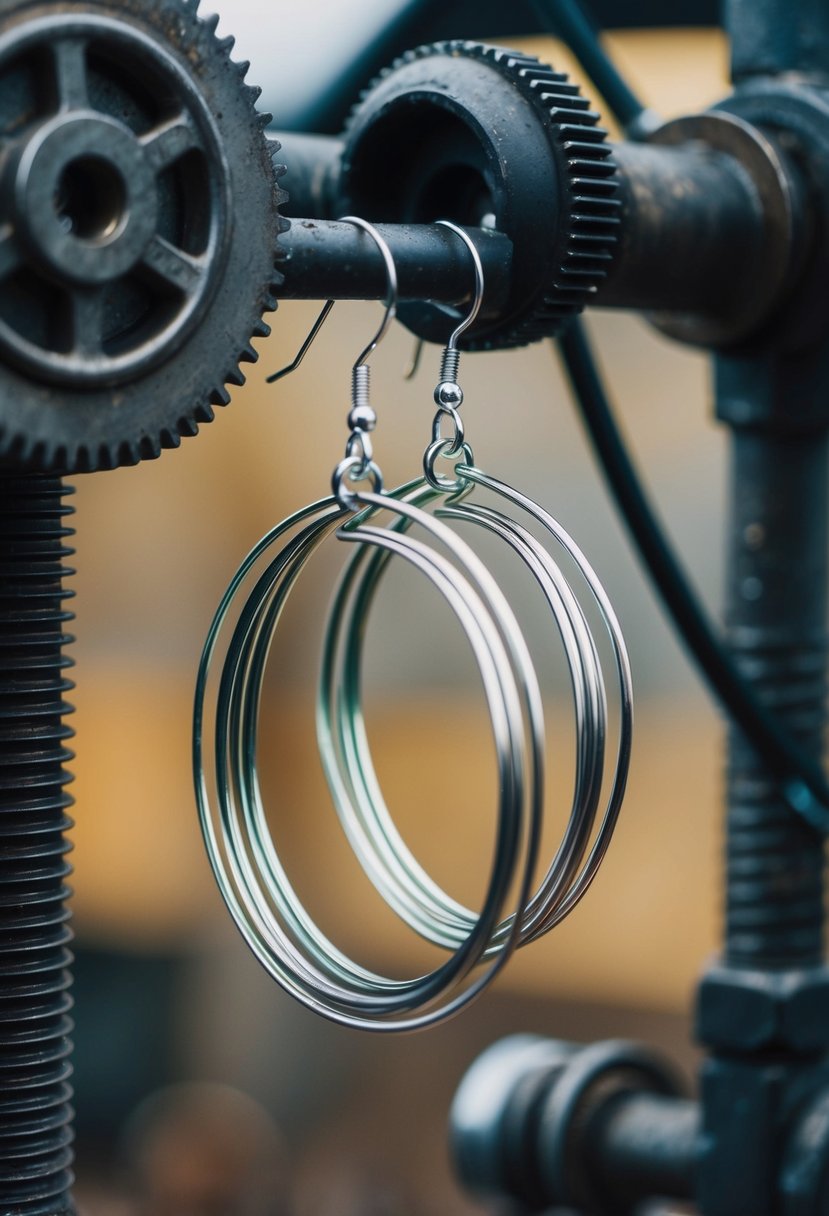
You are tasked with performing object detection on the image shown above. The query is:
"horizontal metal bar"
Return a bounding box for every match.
[275,220,513,315]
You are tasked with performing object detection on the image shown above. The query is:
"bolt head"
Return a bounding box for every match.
[696,963,829,1052]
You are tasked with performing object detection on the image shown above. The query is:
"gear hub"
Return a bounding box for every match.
[0,0,286,472]
[338,41,621,350]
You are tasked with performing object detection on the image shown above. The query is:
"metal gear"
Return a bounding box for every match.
[338,41,621,350]
[0,0,286,472]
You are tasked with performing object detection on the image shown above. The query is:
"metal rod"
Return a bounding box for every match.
[584,1093,699,1207]
[271,134,342,220]
[723,430,827,967]
[276,220,512,315]
[0,472,76,1215]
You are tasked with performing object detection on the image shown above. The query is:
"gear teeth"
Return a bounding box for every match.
[348,40,620,349]
[209,386,232,407]
[0,0,285,473]
[138,436,161,461]
[159,428,182,451]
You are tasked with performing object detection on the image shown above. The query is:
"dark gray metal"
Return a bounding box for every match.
[725,0,829,81]
[0,0,284,473]
[606,113,805,347]
[450,1036,695,1214]
[0,13,230,389]
[273,133,342,219]
[0,473,77,1216]
[721,429,827,970]
[782,1088,829,1214]
[583,1092,699,1210]
[276,220,512,316]
[337,42,620,350]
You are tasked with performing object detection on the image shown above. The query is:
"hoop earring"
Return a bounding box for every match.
[194,218,544,1031]
[317,221,633,957]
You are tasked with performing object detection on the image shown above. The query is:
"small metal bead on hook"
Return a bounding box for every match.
[332,216,399,508]
[425,222,485,489]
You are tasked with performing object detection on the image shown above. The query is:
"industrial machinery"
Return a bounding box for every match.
[2,0,829,1211]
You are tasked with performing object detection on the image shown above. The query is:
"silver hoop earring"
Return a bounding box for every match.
[317,221,633,961]
[194,218,545,1031]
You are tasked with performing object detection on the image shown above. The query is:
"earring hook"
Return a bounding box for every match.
[424,223,485,491]
[267,216,398,386]
[340,215,398,369]
[436,220,485,354]
[266,299,335,384]
[433,222,485,410]
[332,218,399,509]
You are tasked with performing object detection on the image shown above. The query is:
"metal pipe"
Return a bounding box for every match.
[583,1093,699,1208]
[271,134,342,219]
[276,220,513,315]
[272,123,801,352]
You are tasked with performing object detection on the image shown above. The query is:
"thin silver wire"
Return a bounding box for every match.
[339,216,398,369]
[317,465,632,951]
[195,216,631,1032]
[434,220,485,348]
[267,300,335,384]
[194,488,544,1030]
[266,215,398,387]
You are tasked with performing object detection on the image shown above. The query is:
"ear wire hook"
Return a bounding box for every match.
[267,216,399,387]
[425,222,485,490]
[332,217,399,507]
[267,299,335,384]
[435,218,481,372]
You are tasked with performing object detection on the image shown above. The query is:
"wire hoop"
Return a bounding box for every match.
[194,491,543,1031]
[317,465,633,955]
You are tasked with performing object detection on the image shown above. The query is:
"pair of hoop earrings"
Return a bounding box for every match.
[193,217,633,1032]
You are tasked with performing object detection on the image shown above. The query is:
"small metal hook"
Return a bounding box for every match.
[436,220,485,353]
[333,217,399,509]
[266,299,335,384]
[403,337,425,382]
[433,222,485,408]
[340,215,398,370]
[424,223,486,491]
[267,216,399,387]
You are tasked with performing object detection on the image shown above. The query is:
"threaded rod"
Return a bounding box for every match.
[724,432,826,967]
[0,473,76,1214]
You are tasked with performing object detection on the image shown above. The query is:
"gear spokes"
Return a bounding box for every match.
[0,0,286,473]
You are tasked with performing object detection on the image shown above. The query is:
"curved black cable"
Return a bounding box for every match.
[528,0,657,134]
[557,320,829,835]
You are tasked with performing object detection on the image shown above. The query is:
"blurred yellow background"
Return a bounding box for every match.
[70,25,731,1023]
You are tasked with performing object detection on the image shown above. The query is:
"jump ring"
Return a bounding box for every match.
[332,455,384,509]
[431,407,465,458]
[424,439,475,492]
